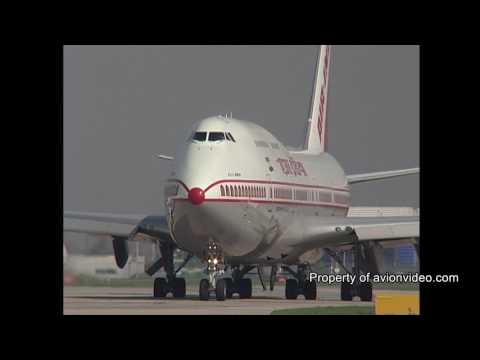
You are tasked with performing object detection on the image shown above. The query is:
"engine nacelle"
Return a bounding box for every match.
[112,236,129,268]
[298,248,325,265]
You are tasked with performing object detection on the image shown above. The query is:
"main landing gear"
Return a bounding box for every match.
[153,245,191,299]
[324,233,374,302]
[223,265,254,299]
[283,264,317,300]
[154,277,186,298]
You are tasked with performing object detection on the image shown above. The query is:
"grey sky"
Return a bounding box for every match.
[64,45,419,214]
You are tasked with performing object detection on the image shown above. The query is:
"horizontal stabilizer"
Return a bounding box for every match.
[347,168,419,184]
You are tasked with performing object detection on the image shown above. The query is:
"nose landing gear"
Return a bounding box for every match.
[199,240,226,301]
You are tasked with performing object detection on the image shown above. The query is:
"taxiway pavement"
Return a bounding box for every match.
[63,285,418,315]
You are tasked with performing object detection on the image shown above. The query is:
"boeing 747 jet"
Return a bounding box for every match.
[64,46,419,301]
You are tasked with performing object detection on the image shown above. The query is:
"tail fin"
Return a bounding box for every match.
[304,45,331,153]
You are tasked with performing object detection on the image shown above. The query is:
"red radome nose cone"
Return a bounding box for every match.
[188,187,205,205]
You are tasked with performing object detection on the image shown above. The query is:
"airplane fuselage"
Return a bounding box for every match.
[164,116,350,265]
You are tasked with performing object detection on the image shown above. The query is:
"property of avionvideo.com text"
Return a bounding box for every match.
[308,272,460,285]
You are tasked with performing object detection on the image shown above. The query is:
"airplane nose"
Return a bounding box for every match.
[188,187,205,205]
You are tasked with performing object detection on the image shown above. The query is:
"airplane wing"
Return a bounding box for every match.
[296,215,419,254]
[64,211,173,242]
[64,211,175,271]
[346,167,419,184]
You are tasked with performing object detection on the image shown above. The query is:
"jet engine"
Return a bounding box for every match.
[112,236,129,268]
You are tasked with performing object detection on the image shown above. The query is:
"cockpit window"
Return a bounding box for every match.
[227,132,236,142]
[208,132,225,141]
[192,132,207,141]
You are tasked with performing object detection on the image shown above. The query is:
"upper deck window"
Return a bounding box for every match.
[208,132,225,142]
[192,132,207,142]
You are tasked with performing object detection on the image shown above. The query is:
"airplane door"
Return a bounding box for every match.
[265,172,273,215]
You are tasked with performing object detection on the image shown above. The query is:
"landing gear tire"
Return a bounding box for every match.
[224,278,234,299]
[173,278,186,298]
[303,280,317,300]
[285,279,298,300]
[215,279,226,301]
[239,278,252,299]
[341,282,353,301]
[153,278,168,298]
[359,282,373,302]
[199,279,210,301]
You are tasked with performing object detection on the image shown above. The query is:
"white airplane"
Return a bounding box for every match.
[64,45,419,301]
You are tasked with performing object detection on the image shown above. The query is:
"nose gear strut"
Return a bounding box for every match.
[199,240,226,301]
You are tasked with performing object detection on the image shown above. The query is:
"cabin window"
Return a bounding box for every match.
[234,186,238,197]
[226,186,230,196]
[192,132,207,141]
[294,189,308,201]
[208,132,225,142]
[318,191,331,203]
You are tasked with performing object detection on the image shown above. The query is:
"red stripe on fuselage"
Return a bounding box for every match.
[172,198,349,209]
[167,178,349,194]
